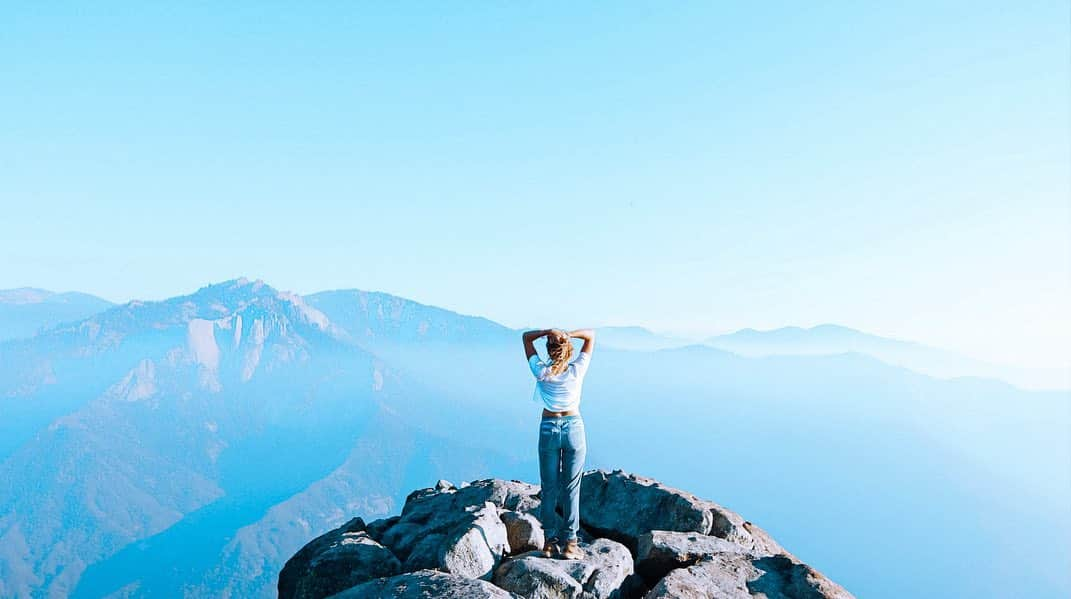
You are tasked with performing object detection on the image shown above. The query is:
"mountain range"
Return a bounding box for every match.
[592,324,1066,390]
[0,279,1067,598]
[5,285,1061,391]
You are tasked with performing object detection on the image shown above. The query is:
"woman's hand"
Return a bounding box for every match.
[522,328,552,359]
[567,328,596,354]
[522,329,552,342]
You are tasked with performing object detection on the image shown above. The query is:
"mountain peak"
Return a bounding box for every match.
[24,279,337,360]
[597,325,657,334]
[712,324,865,342]
[0,288,113,307]
[185,277,276,303]
[0,287,56,304]
[809,323,859,333]
[305,288,513,345]
[0,289,116,342]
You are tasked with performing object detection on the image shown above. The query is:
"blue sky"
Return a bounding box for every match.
[1,2,1068,370]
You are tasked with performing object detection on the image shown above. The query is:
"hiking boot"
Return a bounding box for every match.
[541,537,559,557]
[561,539,584,560]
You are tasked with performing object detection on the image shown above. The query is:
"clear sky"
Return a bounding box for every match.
[2,2,1068,370]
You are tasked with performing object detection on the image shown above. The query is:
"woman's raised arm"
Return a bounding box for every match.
[567,328,596,354]
[522,329,551,360]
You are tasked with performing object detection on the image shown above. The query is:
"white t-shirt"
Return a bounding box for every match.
[529,351,592,412]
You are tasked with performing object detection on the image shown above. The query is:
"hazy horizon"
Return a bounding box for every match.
[8,274,1071,372]
[2,276,1067,392]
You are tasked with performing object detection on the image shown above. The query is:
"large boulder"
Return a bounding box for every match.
[635,530,747,583]
[501,510,545,555]
[329,569,520,598]
[364,516,399,541]
[378,479,539,561]
[579,470,712,550]
[401,532,444,571]
[493,538,634,599]
[644,553,853,599]
[439,502,511,579]
[580,470,783,556]
[706,503,785,558]
[278,518,402,599]
[375,500,511,580]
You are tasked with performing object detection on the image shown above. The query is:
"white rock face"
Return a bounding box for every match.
[278,291,331,331]
[242,318,267,381]
[187,319,220,371]
[233,314,243,347]
[109,359,157,402]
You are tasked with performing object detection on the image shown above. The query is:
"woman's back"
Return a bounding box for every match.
[530,351,592,412]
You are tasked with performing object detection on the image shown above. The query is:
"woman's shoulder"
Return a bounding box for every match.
[570,351,592,375]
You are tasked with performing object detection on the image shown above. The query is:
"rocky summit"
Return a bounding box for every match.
[278,469,854,599]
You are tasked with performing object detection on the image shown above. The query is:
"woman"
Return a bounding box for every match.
[521,327,596,560]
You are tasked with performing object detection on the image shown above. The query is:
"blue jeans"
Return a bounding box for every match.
[538,414,586,542]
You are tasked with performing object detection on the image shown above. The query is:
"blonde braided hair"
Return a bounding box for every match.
[545,329,574,377]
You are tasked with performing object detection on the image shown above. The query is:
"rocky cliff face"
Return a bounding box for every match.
[278,470,853,599]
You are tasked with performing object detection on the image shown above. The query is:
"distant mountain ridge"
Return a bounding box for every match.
[4,282,1060,390]
[594,326,696,352]
[707,323,930,354]
[592,322,1066,390]
[591,323,1066,394]
[705,324,1066,390]
[306,289,514,347]
[0,287,114,342]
